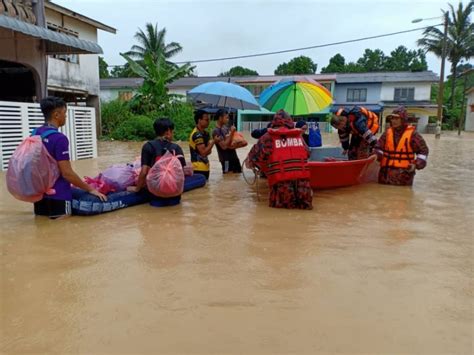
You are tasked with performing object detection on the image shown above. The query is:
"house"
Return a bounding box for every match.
[0,0,114,170]
[100,78,144,102]
[99,71,438,132]
[465,87,474,132]
[333,71,439,133]
[44,1,116,121]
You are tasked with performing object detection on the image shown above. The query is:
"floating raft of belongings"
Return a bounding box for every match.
[307,147,378,189]
[72,174,207,216]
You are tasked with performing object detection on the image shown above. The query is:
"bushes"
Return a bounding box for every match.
[111,115,155,141]
[159,102,195,141]
[101,100,132,136]
[102,99,197,141]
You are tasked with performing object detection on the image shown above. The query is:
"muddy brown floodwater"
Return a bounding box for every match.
[1,132,473,354]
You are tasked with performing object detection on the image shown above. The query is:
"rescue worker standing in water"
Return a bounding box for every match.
[330,106,379,160]
[375,106,429,186]
[246,110,313,210]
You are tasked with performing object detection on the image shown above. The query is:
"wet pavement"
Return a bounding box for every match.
[1,132,473,354]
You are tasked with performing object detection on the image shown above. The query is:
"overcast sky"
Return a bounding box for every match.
[54,0,470,77]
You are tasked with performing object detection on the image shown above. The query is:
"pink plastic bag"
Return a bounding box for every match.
[101,164,137,191]
[84,174,115,195]
[6,136,60,202]
[146,151,185,198]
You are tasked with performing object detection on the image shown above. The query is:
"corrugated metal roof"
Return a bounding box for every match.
[100,78,144,89]
[0,14,103,54]
[335,71,439,83]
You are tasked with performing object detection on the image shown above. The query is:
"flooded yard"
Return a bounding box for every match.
[1,132,473,354]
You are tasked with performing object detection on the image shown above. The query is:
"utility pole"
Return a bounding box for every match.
[435,12,449,139]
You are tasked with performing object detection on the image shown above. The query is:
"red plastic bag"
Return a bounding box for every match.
[146,151,185,197]
[6,136,60,202]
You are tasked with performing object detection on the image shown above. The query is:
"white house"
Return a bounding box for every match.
[0,0,114,170]
[44,1,116,120]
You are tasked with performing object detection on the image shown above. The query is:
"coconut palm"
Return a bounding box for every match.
[125,23,183,65]
[417,2,474,108]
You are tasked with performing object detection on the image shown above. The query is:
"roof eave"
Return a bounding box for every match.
[45,1,116,34]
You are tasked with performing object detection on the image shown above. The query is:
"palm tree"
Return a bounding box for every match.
[125,23,183,65]
[120,51,194,112]
[417,2,474,109]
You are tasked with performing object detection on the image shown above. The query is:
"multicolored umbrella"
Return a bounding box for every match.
[259,77,333,116]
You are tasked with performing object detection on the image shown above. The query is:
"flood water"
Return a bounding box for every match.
[1,132,473,354]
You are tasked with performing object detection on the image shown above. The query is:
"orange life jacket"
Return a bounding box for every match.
[263,128,310,186]
[349,107,379,135]
[381,126,415,168]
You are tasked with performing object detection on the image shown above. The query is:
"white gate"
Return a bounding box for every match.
[0,101,97,171]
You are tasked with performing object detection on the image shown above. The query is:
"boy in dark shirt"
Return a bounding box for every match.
[128,118,186,206]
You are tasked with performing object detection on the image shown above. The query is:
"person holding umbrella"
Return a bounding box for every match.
[246,110,313,210]
[212,109,247,174]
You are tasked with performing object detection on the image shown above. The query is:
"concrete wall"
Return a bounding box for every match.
[0,29,47,99]
[168,88,188,97]
[380,82,431,101]
[45,8,99,96]
[100,89,120,102]
[465,91,474,131]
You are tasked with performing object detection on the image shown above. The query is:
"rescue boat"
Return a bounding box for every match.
[307,147,378,189]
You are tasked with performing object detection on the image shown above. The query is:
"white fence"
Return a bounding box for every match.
[0,101,97,171]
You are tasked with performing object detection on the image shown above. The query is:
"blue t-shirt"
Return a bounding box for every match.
[35,126,72,201]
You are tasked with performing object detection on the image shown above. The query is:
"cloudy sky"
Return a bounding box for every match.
[54,0,462,76]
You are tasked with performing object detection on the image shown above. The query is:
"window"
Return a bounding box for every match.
[347,88,367,102]
[47,23,80,64]
[470,104,474,113]
[394,87,415,101]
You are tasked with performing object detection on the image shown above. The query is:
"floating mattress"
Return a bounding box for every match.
[72,174,207,215]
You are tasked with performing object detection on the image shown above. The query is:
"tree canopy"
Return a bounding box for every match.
[320,46,428,73]
[274,56,317,75]
[218,66,258,77]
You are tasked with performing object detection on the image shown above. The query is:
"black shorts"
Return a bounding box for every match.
[34,198,72,219]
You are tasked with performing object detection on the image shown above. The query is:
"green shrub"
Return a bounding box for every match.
[101,100,132,136]
[111,115,155,141]
[159,101,195,141]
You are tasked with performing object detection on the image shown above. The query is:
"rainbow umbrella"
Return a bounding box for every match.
[259,77,332,116]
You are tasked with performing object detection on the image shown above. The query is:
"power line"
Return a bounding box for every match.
[106,24,441,67]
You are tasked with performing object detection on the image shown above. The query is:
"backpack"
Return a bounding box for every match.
[308,122,322,147]
[6,129,61,202]
[146,142,185,198]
